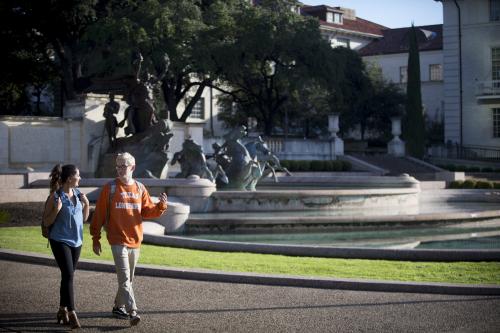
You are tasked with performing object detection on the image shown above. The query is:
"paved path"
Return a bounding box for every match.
[1,260,500,332]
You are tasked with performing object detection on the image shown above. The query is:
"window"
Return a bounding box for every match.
[190,97,204,119]
[400,66,408,83]
[429,64,443,81]
[493,47,500,81]
[334,12,343,24]
[326,12,334,23]
[493,108,500,138]
[326,11,342,24]
[336,38,350,48]
[490,0,500,21]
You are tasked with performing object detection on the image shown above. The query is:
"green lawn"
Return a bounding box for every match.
[1,226,500,285]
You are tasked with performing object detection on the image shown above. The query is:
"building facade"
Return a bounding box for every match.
[300,5,386,51]
[439,0,500,149]
[359,25,444,124]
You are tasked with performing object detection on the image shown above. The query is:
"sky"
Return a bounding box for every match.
[304,0,443,28]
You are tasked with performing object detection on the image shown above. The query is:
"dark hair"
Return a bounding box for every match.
[49,164,78,193]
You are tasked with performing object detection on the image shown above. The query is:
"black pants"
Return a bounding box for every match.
[49,239,81,311]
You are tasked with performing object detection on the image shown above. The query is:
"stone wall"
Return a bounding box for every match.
[0,94,121,175]
[0,94,205,176]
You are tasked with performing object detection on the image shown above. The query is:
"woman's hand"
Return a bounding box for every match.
[80,193,90,206]
[55,196,63,212]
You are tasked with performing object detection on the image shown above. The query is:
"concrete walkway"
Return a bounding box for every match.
[1,259,500,332]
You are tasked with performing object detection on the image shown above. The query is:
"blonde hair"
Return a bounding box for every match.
[116,152,135,166]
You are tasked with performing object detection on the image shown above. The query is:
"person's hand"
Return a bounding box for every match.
[93,241,102,256]
[55,196,63,212]
[159,192,168,205]
[80,193,90,206]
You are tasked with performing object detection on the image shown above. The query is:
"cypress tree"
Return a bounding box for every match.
[403,25,426,158]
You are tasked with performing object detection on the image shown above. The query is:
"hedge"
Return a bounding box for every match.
[280,160,352,172]
[437,164,500,173]
[448,180,500,189]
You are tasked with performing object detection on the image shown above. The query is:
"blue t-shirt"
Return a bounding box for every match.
[49,189,84,247]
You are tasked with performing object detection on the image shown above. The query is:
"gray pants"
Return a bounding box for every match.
[111,245,140,313]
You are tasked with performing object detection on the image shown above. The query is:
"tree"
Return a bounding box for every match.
[84,0,240,122]
[1,3,54,114]
[403,25,426,158]
[344,61,405,141]
[214,0,345,136]
[1,0,120,110]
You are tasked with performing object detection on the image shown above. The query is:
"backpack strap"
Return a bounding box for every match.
[135,180,144,197]
[105,180,116,231]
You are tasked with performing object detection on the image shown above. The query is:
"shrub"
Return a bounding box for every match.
[310,160,324,171]
[448,181,463,189]
[280,160,351,172]
[341,160,352,171]
[494,183,500,189]
[299,160,312,171]
[324,161,334,171]
[445,164,456,171]
[466,166,480,172]
[0,210,10,224]
[481,167,493,173]
[280,160,290,170]
[462,180,476,189]
[475,181,493,189]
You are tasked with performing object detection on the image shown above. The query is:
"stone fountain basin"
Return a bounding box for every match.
[211,187,420,212]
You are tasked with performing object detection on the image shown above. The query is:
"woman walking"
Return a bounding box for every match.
[42,164,89,329]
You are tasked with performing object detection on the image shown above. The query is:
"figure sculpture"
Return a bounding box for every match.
[98,119,173,179]
[103,94,120,147]
[98,52,172,179]
[119,78,157,135]
[211,126,260,190]
[171,138,215,181]
[118,51,164,136]
[245,136,292,190]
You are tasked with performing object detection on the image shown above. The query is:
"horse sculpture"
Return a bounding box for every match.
[244,136,292,190]
[211,126,259,190]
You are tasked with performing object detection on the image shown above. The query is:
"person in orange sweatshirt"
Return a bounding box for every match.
[90,152,167,326]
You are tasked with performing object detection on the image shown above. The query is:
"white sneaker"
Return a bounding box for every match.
[130,311,141,326]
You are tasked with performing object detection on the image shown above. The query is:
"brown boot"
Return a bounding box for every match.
[56,307,69,324]
[68,311,81,329]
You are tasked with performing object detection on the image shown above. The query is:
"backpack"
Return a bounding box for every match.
[41,190,60,239]
[41,188,82,238]
[104,179,144,231]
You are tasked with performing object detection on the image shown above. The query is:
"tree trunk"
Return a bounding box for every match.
[52,40,77,101]
[179,83,207,122]
[161,79,179,121]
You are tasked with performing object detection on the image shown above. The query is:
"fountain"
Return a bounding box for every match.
[144,135,500,256]
[19,105,498,255]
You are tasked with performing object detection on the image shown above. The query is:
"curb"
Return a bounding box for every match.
[1,249,499,296]
[143,233,500,262]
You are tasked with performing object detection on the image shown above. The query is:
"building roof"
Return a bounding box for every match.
[301,5,388,37]
[358,24,443,56]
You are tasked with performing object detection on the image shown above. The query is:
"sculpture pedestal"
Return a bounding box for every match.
[330,137,344,156]
[166,176,217,212]
[154,199,190,234]
[388,137,405,157]
[388,117,405,157]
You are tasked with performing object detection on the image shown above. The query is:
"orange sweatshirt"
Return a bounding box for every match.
[90,178,167,248]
